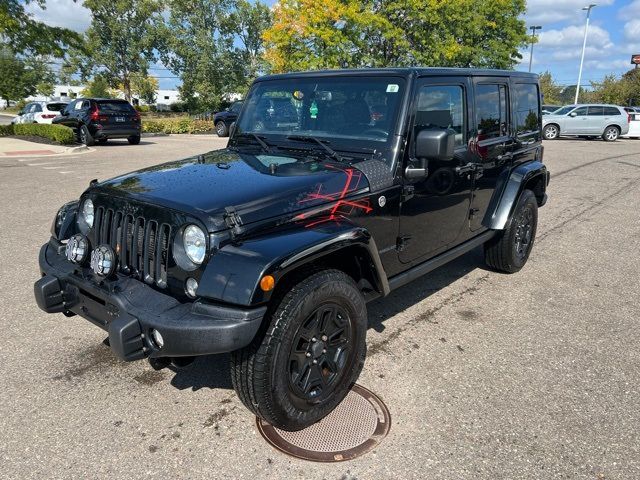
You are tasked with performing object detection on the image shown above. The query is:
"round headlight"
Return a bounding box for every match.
[79,199,94,233]
[183,225,206,264]
[65,234,90,264]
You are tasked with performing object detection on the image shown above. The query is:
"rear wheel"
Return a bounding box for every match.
[231,269,367,431]
[127,135,141,145]
[543,124,559,140]
[602,126,619,142]
[485,189,538,273]
[79,125,95,146]
[215,121,228,137]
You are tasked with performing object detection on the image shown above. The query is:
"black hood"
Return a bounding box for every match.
[90,149,372,232]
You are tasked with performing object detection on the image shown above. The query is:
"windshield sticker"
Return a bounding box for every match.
[310,100,318,119]
[386,84,399,93]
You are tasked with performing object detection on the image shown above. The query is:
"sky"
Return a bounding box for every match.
[24,0,640,90]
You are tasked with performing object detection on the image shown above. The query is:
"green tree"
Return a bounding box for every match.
[223,0,272,84]
[0,0,82,57]
[589,75,630,105]
[264,0,529,73]
[64,0,164,102]
[130,75,159,104]
[0,48,55,105]
[162,0,272,111]
[81,75,114,98]
[538,71,562,105]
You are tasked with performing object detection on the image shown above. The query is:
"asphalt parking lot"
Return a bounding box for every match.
[1,135,639,479]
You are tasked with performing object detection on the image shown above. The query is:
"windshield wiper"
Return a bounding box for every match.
[286,134,345,162]
[235,132,273,153]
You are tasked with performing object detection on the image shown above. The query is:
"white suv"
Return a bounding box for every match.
[11,101,68,125]
[542,104,630,141]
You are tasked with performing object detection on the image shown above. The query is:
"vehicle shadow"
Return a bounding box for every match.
[168,246,487,392]
[367,246,486,332]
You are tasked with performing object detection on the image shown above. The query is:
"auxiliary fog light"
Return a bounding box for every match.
[65,234,90,264]
[185,277,199,298]
[150,329,164,349]
[90,244,116,277]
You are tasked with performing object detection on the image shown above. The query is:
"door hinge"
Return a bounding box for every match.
[401,184,415,202]
[396,235,412,251]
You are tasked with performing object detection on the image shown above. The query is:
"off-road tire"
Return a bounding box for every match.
[128,135,141,145]
[215,121,228,137]
[231,269,367,431]
[484,189,538,273]
[79,125,95,146]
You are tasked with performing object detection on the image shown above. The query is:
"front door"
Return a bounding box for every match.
[469,79,515,231]
[563,106,589,134]
[398,77,473,264]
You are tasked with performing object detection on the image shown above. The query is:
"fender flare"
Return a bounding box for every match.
[197,223,389,307]
[482,160,549,230]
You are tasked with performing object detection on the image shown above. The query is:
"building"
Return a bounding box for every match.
[24,85,182,108]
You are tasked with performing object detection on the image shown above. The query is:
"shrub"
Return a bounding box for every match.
[142,118,214,134]
[0,124,14,136]
[11,123,76,144]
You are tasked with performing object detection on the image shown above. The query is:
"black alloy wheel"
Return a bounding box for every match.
[288,303,351,402]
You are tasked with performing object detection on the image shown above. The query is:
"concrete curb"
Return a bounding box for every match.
[141,132,169,137]
[0,144,94,158]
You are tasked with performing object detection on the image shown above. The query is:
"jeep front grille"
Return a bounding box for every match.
[94,206,172,288]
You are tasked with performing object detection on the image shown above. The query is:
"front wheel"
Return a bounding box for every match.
[543,124,559,140]
[484,189,538,273]
[231,269,367,431]
[602,126,619,142]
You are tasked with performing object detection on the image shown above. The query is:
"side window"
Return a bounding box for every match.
[33,104,43,113]
[514,83,540,136]
[74,101,84,111]
[415,85,465,146]
[475,84,508,139]
[572,107,588,116]
[604,106,621,116]
[587,106,604,116]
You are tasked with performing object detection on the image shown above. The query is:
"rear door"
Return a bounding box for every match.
[469,78,515,231]
[586,106,605,133]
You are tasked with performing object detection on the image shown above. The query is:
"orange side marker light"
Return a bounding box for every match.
[260,275,275,292]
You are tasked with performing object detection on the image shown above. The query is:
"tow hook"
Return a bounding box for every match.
[147,356,195,371]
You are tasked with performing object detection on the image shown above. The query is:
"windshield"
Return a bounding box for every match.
[553,106,575,116]
[236,76,406,149]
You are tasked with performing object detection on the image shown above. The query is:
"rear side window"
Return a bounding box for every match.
[604,106,621,116]
[587,106,604,116]
[514,83,540,137]
[46,103,67,112]
[97,101,135,113]
[476,84,508,139]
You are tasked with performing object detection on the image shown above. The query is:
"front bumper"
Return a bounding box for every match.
[34,239,266,361]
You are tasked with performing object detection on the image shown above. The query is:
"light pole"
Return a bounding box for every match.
[575,4,597,104]
[528,26,542,73]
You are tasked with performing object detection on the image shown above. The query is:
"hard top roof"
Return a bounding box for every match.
[257,67,539,82]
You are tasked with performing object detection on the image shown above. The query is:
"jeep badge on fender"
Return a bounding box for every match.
[34,68,549,431]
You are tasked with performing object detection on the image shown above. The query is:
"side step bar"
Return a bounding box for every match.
[387,230,496,292]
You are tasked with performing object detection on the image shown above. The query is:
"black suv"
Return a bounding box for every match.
[53,98,142,146]
[35,69,549,431]
[213,100,243,137]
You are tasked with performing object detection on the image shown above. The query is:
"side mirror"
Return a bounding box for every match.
[415,129,455,162]
[569,112,577,117]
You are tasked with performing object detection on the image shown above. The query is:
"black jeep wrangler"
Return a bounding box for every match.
[35,69,549,431]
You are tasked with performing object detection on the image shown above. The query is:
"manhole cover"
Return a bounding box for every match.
[257,384,391,462]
